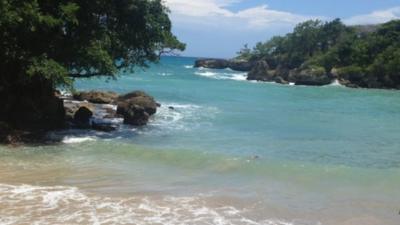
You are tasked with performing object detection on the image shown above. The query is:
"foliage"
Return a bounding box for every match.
[236,18,400,88]
[0,0,185,90]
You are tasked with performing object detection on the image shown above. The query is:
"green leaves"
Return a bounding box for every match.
[235,19,400,88]
[26,56,72,88]
[0,0,185,91]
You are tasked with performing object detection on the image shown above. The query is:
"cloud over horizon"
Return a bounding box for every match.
[344,6,400,25]
[165,0,320,30]
[163,1,400,57]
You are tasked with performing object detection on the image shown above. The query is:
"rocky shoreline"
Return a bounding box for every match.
[194,58,400,89]
[0,90,160,145]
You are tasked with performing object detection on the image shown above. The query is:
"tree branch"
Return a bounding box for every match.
[68,72,112,78]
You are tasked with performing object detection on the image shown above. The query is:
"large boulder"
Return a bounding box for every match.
[73,91,118,104]
[194,59,229,69]
[116,91,158,126]
[228,60,255,72]
[247,61,274,81]
[117,91,158,116]
[64,101,94,121]
[121,105,150,126]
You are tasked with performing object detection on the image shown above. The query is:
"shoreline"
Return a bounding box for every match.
[194,58,400,90]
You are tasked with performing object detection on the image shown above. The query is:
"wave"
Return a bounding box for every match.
[184,65,193,69]
[329,79,343,87]
[0,183,294,225]
[62,136,96,144]
[48,102,218,143]
[194,70,247,81]
[157,72,173,76]
[146,102,219,133]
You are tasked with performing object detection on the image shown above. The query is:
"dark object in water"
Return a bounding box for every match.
[168,106,175,110]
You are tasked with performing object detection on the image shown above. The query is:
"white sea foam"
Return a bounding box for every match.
[158,72,173,76]
[329,79,343,87]
[62,136,96,144]
[145,103,219,132]
[184,65,193,69]
[0,183,296,225]
[195,70,247,81]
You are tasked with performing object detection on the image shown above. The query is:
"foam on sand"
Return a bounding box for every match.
[0,183,295,225]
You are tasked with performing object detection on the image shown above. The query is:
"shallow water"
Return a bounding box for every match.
[1,56,400,224]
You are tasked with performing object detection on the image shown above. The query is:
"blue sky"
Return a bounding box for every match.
[165,0,400,58]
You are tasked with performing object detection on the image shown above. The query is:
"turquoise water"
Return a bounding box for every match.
[1,56,400,224]
[75,56,400,169]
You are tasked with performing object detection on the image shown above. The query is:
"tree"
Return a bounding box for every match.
[0,0,185,130]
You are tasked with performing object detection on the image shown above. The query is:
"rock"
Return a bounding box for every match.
[274,65,291,80]
[116,91,158,126]
[122,105,150,126]
[247,60,274,81]
[291,67,333,86]
[92,122,117,132]
[118,91,158,116]
[74,106,93,124]
[64,101,94,121]
[168,106,175,110]
[275,76,289,85]
[73,91,118,104]
[228,60,255,72]
[194,58,255,72]
[194,59,229,69]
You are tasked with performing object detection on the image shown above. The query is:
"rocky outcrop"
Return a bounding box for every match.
[194,58,254,72]
[228,60,255,71]
[194,59,229,69]
[246,61,334,86]
[64,90,158,131]
[247,61,274,81]
[290,67,333,86]
[73,91,118,104]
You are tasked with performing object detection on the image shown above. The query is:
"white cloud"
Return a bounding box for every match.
[164,0,320,30]
[344,7,400,25]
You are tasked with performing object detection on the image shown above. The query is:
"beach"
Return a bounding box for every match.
[1,56,399,225]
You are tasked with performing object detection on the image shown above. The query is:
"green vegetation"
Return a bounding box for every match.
[237,19,400,89]
[0,0,184,131]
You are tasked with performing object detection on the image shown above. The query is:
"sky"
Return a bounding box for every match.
[164,0,400,58]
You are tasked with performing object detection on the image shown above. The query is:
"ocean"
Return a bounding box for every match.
[0,56,399,225]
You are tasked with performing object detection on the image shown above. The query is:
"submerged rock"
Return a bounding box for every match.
[73,91,118,104]
[92,122,117,132]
